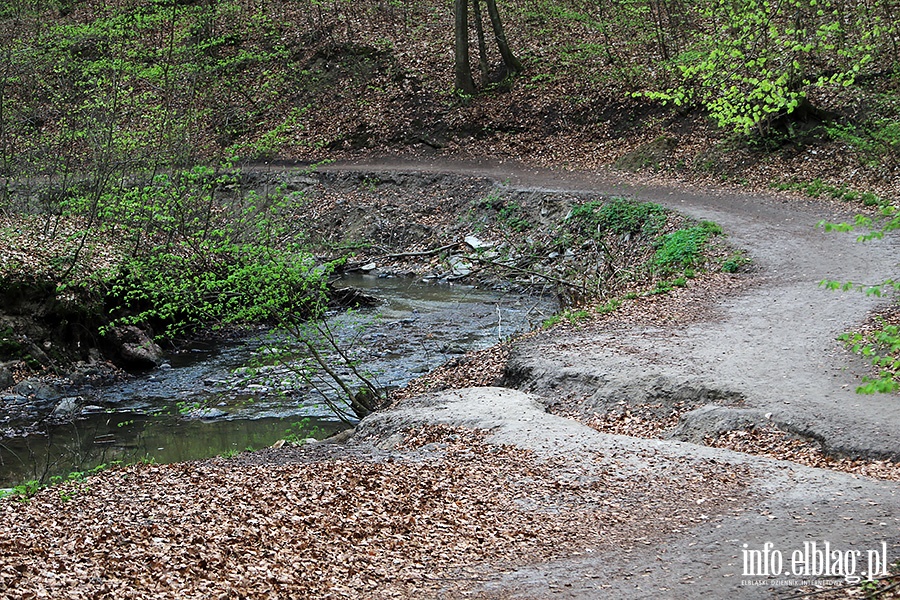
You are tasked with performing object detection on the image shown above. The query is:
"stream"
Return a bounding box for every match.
[0,275,556,487]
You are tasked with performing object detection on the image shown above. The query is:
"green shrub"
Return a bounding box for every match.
[839,322,900,394]
[568,198,667,238]
[640,0,884,135]
[653,226,710,273]
[722,251,751,273]
[94,166,336,340]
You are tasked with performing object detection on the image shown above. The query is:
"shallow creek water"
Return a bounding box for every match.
[0,275,556,487]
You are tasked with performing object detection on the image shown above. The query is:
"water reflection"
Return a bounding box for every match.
[0,413,344,487]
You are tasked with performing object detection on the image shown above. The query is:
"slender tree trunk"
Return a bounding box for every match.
[472,0,490,84]
[484,0,522,75]
[454,0,476,94]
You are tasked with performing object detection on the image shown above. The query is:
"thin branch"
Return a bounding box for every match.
[468,255,587,290]
[379,242,462,259]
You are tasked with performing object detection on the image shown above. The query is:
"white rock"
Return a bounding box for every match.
[447,255,473,277]
[464,235,494,250]
[52,397,81,418]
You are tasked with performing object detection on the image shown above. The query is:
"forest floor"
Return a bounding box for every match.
[2,157,899,599]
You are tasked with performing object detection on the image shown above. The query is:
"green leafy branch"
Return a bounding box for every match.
[819,206,900,393]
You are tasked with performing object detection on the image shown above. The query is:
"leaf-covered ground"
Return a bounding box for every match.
[3,0,898,203]
[0,426,749,599]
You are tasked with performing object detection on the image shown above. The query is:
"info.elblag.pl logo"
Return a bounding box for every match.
[742,541,891,584]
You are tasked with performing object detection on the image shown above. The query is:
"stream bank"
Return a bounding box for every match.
[0,160,898,599]
[2,166,730,485]
[0,274,555,487]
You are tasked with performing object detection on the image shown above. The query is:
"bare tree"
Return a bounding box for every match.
[454,0,522,93]
[484,0,522,76]
[454,0,476,94]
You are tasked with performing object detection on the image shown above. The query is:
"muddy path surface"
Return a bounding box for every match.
[318,157,900,459]
[315,157,900,598]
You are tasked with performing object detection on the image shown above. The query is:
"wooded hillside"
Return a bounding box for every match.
[1,0,897,195]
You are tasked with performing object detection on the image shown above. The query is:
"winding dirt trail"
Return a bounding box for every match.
[323,156,900,458]
[321,157,900,598]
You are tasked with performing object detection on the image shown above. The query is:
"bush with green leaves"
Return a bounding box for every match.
[567,197,667,238]
[90,167,385,421]
[653,222,719,274]
[640,0,892,135]
[820,206,900,393]
[838,323,900,394]
[722,251,751,273]
[68,164,332,341]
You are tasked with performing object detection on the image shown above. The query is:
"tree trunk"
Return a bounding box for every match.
[453,0,476,94]
[472,0,490,84]
[484,0,522,75]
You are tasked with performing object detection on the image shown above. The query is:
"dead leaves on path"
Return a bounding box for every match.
[707,426,900,482]
[0,425,748,599]
[391,345,511,402]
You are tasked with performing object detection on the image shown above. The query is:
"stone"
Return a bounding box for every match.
[0,364,12,391]
[108,325,164,369]
[464,235,494,250]
[447,255,473,277]
[360,262,377,272]
[13,379,59,401]
[323,428,355,444]
[51,396,81,419]
[330,286,380,308]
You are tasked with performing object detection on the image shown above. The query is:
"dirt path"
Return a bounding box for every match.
[322,157,900,458]
[357,387,900,599]
[319,157,900,598]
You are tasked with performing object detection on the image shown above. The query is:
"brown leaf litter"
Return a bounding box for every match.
[0,425,749,599]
